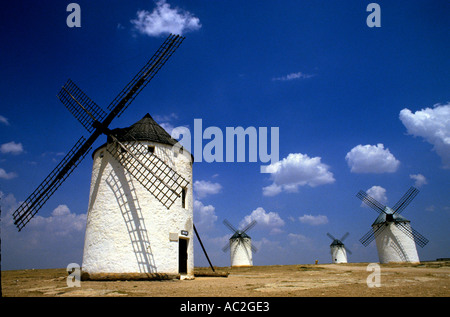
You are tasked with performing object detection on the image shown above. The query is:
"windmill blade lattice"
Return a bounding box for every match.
[344,246,352,255]
[223,219,238,233]
[356,190,386,214]
[340,232,349,242]
[241,220,257,234]
[106,134,188,209]
[392,187,419,215]
[359,224,387,247]
[395,222,429,248]
[57,79,107,133]
[250,241,258,253]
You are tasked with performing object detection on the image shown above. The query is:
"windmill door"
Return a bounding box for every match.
[179,238,188,274]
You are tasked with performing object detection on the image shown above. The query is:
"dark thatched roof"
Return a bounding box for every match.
[108,113,178,146]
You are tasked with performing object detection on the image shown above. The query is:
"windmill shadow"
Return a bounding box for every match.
[106,166,156,274]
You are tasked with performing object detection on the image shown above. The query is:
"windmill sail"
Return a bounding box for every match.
[359,224,387,247]
[395,222,429,248]
[392,186,420,215]
[356,190,386,213]
[107,34,185,118]
[223,219,238,233]
[57,79,107,132]
[13,137,92,231]
[222,219,257,253]
[13,34,184,231]
[106,135,188,209]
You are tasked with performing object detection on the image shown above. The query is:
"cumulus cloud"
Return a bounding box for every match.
[240,207,285,235]
[262,153,335,196]
[131,0,201,37]
[28,204,87,235]
[1,141,24,155]
[194,180,222,199]
[399,103,450,169]
[345,143,400,173]
[0,167,17,180]
[410,173,427,188]
[193,200,217,231]
[1,194,87,269]
[298,214,328,226]
[272,71,314,81]
[362,185,388,208]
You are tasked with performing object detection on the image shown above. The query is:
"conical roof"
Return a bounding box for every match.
[372,207,410,226]
[230,231,251,240]
[108,113,178,146]
[330,239,344,247]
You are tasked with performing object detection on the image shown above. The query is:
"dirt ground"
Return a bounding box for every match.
[2,261,449,297]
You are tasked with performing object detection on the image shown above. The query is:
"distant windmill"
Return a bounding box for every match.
[12,34,215,279]
[222,219,257,267]
[356,186,429,263]
[326,232,352,264]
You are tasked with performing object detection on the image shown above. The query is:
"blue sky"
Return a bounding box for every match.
[1,1,449,270]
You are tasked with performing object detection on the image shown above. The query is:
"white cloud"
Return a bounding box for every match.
[1,195,87,270]
[410,173,427,188]
[298,214,328,226]
[0,167,17,180]
[263,153,335,196]
[193,200,217,231]
[272,72,314,81]
[0,115,9,125]
[345,143,400,173]
[399,103,450,169]
[262,183,282,197]
[362,185,388,208]
[194,180,222,199]
[28,204,87,236]
[240,207,285,235]
[1,141,24,155]
[131,0,201,37]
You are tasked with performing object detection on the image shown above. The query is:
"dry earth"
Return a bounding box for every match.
[2,261,449,297]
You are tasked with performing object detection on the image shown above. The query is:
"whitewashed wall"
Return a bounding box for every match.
[230,237,253,267]
[374,222,420,263]
[330,245,348,263]
[82,141,194,279]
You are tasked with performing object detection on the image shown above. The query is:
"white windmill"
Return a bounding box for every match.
[326,232,352,263]
[11,34,218,280]
[356,186,429,263]
[81,113,195,280]
[222,219,257,267]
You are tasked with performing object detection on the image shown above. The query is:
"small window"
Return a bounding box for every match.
[148,145,155,154]
[181,188,186,208]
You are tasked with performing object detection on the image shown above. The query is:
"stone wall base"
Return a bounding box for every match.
[81,271,180,281]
